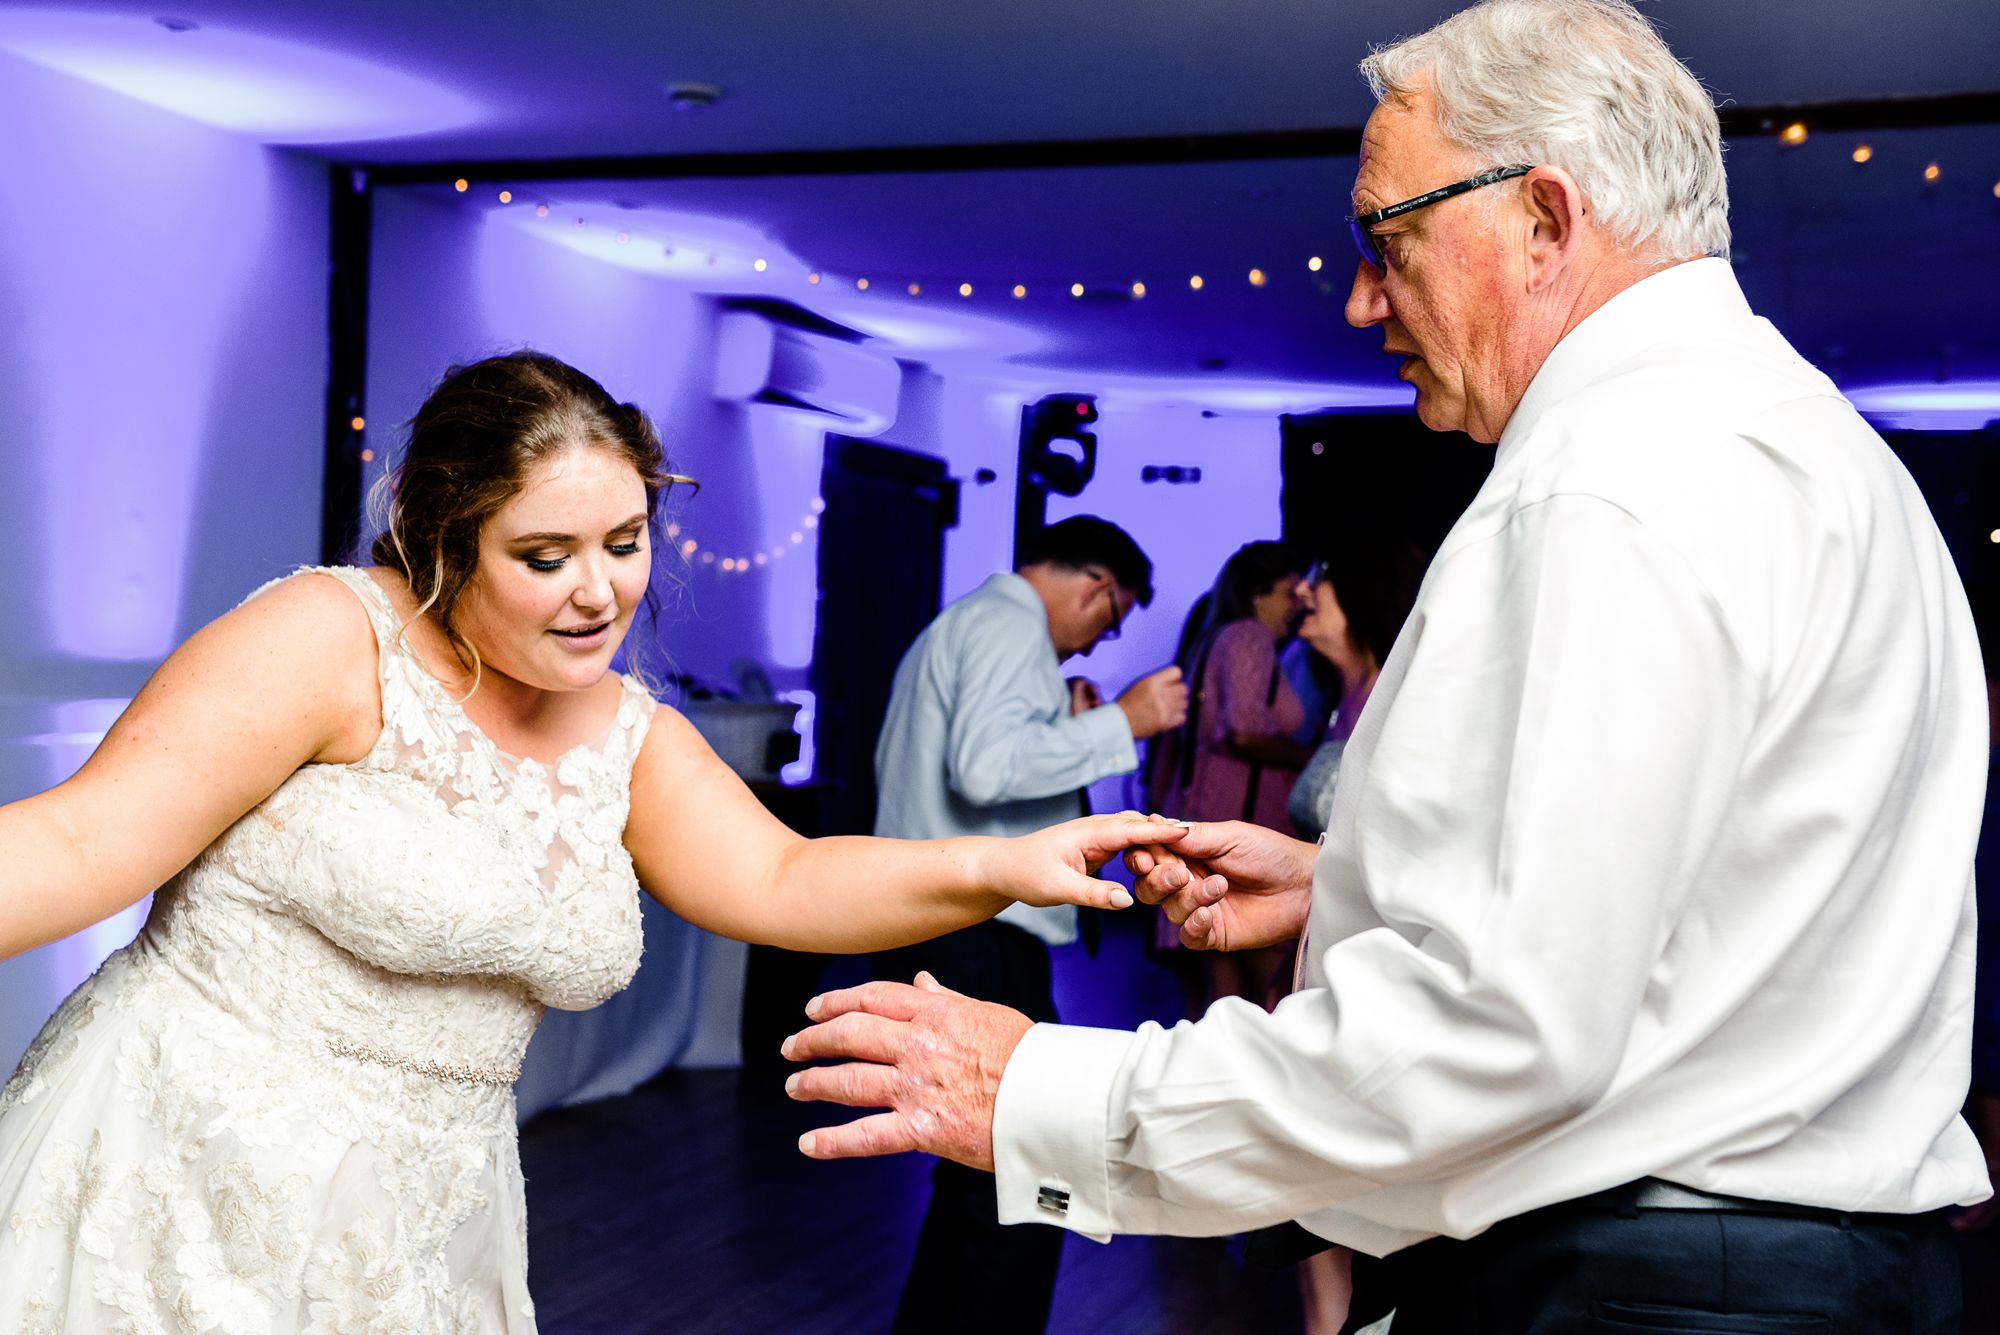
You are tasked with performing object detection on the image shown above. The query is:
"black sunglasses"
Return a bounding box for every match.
[1347,165,1535,271]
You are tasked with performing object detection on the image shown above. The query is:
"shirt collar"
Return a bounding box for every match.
[986,571,1049,617]
[1496,256,1751,464]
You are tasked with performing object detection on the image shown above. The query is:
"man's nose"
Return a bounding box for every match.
[1346,259,1389,329]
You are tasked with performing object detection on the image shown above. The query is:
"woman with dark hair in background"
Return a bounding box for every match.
[0,350,1176,1330]
[1153,540,1311,1015]
[1288,535,1423,841]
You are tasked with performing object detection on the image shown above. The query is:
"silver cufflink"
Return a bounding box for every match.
[1036,1184,1071,1216]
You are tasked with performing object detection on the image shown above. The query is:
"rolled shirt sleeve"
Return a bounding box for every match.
[995,494,1764,1244]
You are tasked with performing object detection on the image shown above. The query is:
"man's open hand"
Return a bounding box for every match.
[784,972,1032,1172]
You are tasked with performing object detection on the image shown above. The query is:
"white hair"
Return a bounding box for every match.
[1360,0,1729,261]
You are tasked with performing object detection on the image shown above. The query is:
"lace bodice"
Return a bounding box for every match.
[150,567,652,1068]
[0,566,657,1332]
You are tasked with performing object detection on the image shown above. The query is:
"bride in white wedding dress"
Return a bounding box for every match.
[0,351,1175,1332]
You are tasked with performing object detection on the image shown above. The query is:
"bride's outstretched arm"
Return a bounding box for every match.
[0,574,380,960]
[623,708,1184,953]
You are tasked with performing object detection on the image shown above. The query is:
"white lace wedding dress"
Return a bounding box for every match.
[0,567,656,1332]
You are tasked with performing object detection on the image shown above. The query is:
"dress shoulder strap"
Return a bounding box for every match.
[251,566,423,767]
[607,673,660,774]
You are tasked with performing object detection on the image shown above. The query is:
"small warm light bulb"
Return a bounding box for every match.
[453,178,469,192]
[907,282,921,296]
[1070,282,1084,298]
[857,277,870,290]
[1131,281,1146,298]
[1189,275,1204,290]
[666,522,680,538]
[349,416,365,431]
[615,231,630,245]
[960,282,974,297]
[1989,529,2000,545]
[808,272,821,285]
[1307,256,1323,272]
[359,448,375,463]
[535,203,549,217]
[498,190,512,204]
[1924,162,1942,183]
[701,551,716,565]
[1851,144,1873,164]
[1779,122,1807,147]
[753,258,768,272]
[1992,181,2000,199]
[681,538,697,556]
[1012,284,1027,299]
[1248,268,1267,287]
[790,531,804,544]
[803,515,819,530]
[754,553,768,566]
[809,497,826,514]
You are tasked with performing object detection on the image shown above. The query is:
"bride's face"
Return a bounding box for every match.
[457,442,653,694]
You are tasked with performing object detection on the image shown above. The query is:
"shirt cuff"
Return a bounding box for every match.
[1080,703,1140,779]
[993,1021,1136,1241]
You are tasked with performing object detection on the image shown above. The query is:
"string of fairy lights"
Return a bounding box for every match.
[1771,120,1996,194]
[664,497,825,577]
[448,176,1351,301]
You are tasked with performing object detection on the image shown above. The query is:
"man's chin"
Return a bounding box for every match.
[1411,390,1466,435]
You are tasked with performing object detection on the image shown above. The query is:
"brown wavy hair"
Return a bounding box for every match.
[370,351,694,688]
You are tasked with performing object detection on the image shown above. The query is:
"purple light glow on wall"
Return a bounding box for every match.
[1848,381,2000,432]
[4,77,275,657]
[0,8,479,143]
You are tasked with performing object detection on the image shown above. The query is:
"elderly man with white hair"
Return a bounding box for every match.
[784,2,1991,1328]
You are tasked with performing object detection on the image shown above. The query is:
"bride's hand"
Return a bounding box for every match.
[982,811,1189,910]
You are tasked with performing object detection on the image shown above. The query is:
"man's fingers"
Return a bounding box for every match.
[803,979,926,1024]
[1160,874,1229,925]
[799,1111,922,1160]
[782,1010,909,1065]
[785,1060,902,1109]
[913,969,963,997]
[1181,904,1219,950]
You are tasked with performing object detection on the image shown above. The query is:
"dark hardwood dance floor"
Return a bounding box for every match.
[520,915,1303,1334]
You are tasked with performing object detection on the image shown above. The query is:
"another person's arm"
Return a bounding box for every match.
[0,574,381,960]
[622,709,1182,953]
[944,611,1181,806]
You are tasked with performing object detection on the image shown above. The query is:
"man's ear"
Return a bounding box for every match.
[1521,166,1588,293]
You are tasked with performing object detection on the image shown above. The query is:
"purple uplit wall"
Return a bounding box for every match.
[0,49,329,1077]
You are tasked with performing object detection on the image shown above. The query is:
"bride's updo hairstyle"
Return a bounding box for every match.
[371,350,694,679]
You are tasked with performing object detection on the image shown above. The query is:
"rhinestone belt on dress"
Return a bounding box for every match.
[327,1038,521,1086]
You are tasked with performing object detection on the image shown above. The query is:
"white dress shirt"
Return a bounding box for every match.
[993,259,1992,1252]
[875,572,1139,946]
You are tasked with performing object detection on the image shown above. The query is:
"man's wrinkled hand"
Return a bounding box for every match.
[1124,819,1316,951]
[784,972,1031,1172]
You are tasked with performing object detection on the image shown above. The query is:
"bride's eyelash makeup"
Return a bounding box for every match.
[523,539,645,573]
